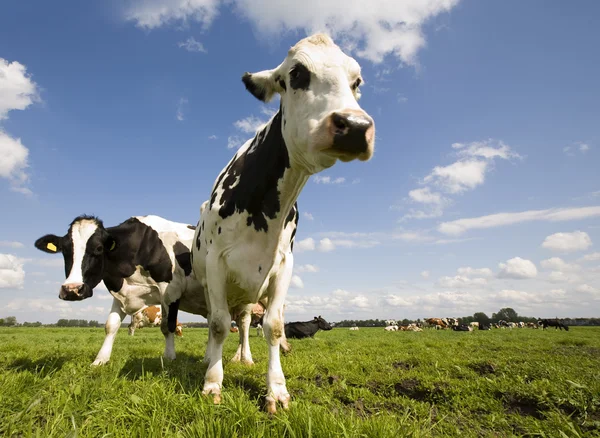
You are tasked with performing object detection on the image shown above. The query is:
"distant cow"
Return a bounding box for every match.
[284,316,333,339]
[526,322,538,329]
[470,322,479,329]
[128,305,184,337]
[452,324,472,332]
[384,325,398,332]
[349,326,359,331]
[425,318,447,329]
[538,318,569,331]
[479,323,491,330]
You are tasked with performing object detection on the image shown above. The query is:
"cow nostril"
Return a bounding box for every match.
[332,114,348,131]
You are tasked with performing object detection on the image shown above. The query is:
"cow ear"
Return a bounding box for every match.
[242,68,284,103]
[34,234,63,254]
[105,235,117,252]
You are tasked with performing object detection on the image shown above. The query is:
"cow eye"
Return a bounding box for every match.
[95,245,104,254]
[289,63,311,90]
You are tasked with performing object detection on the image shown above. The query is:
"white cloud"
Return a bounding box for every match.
[452,139,522,160]
[547,271,578,284]
[564,142,591,156]
[234,115,268,134]
[437,275,487,288]
[295,264,319,273]
[438,206,600,236]
[227,135,244,149]
[349,295,370,308]
[457,267,493,277]
[290,275,304,289]
[332,288,351,298]
[5,298,108,318]
[0,58,39,120]
[318,238,335,252]
[313,175,346,184]
[125,0,461,66]
[420,270,430,279]
[0,253,25,289]
[497,257,537,279]
[0,241,24,248]
[392,231,433,242]
[302,212,314,221]
[295,237,315,252]
[424,159,488,194]
[542,231,592,253]
[208,135,217,140]
[176,97,188,121]
[580,143,590,153]
[575,284,599,296]
[579,252,600,263]
[540,257,581,272]
[492,289,541,304]
[0,130,31,195]
[177,36,207,53]
[408,187,444,204]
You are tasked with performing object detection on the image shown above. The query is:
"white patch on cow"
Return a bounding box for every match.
[64,220,98,285]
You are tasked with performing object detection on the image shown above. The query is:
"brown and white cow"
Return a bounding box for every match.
[128,305,184,337]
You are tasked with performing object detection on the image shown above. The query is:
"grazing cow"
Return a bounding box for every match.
[128,305,185,337]
[517,321,525,328]
[191,33,375,413]
[452,324,472,332]
[479,323,491,330]
[285,316,333,339]
[425,318,447,329]
[445,318,459,327]
[527,322,538,329]
[34,215,254,365]
[470,322,479,329]
[349,326,359,331]
[385,319,398,327]
[538,318,569,331]
[385,325,398,332]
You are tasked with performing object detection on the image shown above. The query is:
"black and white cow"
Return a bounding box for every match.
[192,33,375,413]
[34,215,207,365]
[538,318,569,331]
[284,316,333,339]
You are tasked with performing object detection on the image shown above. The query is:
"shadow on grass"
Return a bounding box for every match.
[5,356,71,377]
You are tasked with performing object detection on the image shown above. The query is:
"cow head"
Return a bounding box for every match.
[314,315,332,331]
[34,216,117,301]
[242,33,375,172]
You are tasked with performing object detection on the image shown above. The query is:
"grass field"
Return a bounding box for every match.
[1,326,599,437]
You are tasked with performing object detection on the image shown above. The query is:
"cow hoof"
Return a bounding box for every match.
[241,358,254,366]
[91,359,108,366]
[202,390,222,405]
[230,353,241,363]
[265,393,290,414]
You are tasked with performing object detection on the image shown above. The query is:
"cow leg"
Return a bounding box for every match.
[201,264,231,404]
[128,311,142,336]
[263,255,293,414]
[202,313,213,365]
[231,304,254,365]
[160,298,180,361]
[92,298,126,366]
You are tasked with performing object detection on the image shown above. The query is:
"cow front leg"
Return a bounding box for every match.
[263,254,293,414]
[92,298,126,366]
[202,264,231,404]
[160,298,180,361]
[231,304,254,365]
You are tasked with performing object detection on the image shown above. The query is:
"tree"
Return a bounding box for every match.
[4,316,17,326]
[473,312,491,324]
[492,308,518,322]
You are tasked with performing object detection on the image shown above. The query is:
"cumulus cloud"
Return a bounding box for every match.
[438,206,600,236]
[313,175,346,185]
[0,253,26,289]
[176,97,188,121]
[290,275,304,289]
[0,241,24,248]
[579,252,600,263]
[408,187,444,204]
[295,237,315,252]
[564,142,591,156]
[227,135,244,149]
[125,0,461,66]
[497,257,537,279]
[542,231,592,253]
[392,231,433,242]
[457,266,493,277]
[6,298,108,317]
[492,289,541,304]
[318,238,335,252]
[302,212,314,221]
[424,159,488,194]
[437,275,487,288]
[178,36,207,52]
[540,257,581,272]
[234,115,268,134]
[420,270,430,279]
[349,295,370,308]
[295,264,319,274]
[0,131,31,194]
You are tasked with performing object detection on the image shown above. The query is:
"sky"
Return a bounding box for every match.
[1,0,599,324]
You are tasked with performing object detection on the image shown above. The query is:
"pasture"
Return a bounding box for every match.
[1,326,599,437]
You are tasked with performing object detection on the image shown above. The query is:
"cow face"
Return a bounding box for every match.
[314,315,332,331]
[34,216,117,301]
[242,33,375,172]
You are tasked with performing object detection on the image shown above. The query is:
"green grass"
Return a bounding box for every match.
[1,327,599,437]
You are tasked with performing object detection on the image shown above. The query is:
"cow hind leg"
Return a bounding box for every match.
[92,298,126,366]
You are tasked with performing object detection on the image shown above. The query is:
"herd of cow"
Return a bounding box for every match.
[33,33,376,413]
[377,317,570,332]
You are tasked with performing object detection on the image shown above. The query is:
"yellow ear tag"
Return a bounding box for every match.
[47,242,57,252]
[109,241,116,251]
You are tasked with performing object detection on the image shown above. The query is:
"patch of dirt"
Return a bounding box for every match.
[392,361,414,370]
[328,375,341,385]
[495,392,547,420]
[314,374,323,387]
[468,361,497,376]
[394,378,428,402]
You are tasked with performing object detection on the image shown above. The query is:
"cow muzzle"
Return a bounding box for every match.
[59,283,92,301]
[329,110,374,161]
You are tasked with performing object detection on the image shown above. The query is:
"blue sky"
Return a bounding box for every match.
[1,0,599,324]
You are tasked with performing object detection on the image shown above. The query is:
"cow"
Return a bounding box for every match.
[34,214,254,365]
[191,33,375,413]
[478,323,491,330]
[385,319,398,327]
[470,322,479,329]
[452,324,472,332]
[128,305,185,337]
[425,318,447,329]
[349,326,359,331]
[517,321,525,328]
[384,325,398,332]
[527,322,538,329]
[538,318,569,331]
[284,316,333,339]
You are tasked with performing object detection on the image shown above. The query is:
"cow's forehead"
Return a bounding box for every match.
[285,34,360,75]
[69,219,100,244]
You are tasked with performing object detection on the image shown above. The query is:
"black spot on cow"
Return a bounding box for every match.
[218,227,221,234]
[173,241,192,276]
[289,63,311,90]
[195,222,202,251]
[168,300,180,333]
[214,110,290,232]
[258,265,262,273]
[210,239,212,244]
[187,225,196,230]
[242,72,266,102]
